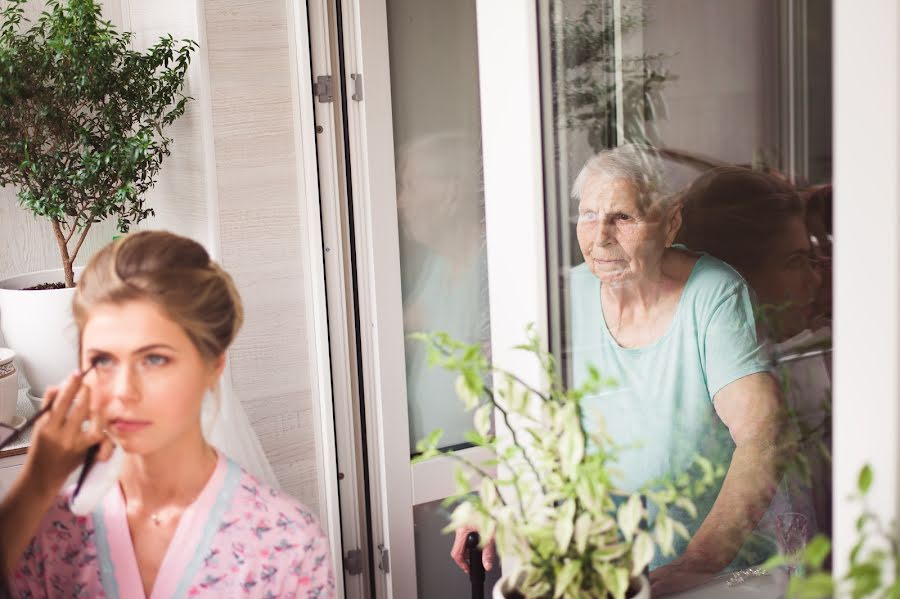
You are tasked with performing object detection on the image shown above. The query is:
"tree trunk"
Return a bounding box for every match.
[50,219,75,288]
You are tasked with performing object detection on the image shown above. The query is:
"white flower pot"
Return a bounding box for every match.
[0,268,82,396]
[493,573,650,599]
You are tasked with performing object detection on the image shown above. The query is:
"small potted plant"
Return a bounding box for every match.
[414,328,715,599]
[0,0,195,393]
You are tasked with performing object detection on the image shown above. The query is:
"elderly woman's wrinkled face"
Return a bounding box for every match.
[576,176,676,286]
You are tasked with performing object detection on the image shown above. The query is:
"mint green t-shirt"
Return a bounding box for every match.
[568,253,773,568]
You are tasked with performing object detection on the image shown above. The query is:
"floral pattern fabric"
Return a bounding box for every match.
[11,453,335,599]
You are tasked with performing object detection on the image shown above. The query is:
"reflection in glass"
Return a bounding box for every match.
[539,0,832,593]
[386,0,490,451]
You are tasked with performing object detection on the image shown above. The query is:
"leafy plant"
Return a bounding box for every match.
[764,464,899,599]
[0,0,196,287]
[553,0,675,152]
[413,327,717,599]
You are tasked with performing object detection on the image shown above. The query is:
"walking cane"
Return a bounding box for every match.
[466,531,485,599]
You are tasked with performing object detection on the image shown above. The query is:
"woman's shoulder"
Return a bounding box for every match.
[675,247,750,301]
[230,466,328,539]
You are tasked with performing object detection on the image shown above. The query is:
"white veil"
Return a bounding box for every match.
[202,361,280,488]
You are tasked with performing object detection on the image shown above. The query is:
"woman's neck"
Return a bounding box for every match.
[118,432,217,512]
[600,249,695,321]
[601,270,669,316]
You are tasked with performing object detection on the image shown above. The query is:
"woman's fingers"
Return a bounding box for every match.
[482,538,496,571]
[62,385,91,440]
[40,386,58,411]
[48,371,83,426]
[450,527,472,574]
[96,438,115,462]
[450,527,494,574]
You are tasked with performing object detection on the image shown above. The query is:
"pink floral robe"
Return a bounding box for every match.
[11,452,335,598]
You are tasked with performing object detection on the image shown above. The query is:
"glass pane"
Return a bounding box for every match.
[540,0,832,593]
[386,0,491,452]
[414,498,502,599]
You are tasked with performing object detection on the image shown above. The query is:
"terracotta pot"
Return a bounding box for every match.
[0,268,82,396]
[493,572,651,599]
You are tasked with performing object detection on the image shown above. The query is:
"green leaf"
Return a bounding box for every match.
[617,494,643,542]
[802,535,831,569]
[573,512,592,555]
[761,553,791,571]
[654,512,674,555]
[415,428,443,454]
[674,497,698,520]
[631,531,654,577]
[554,499,576,553]
[474,404,492,437]
[857,464,873,495]
[455,375,481,411]
[886,580,900,599]
[553,560,581,599]
[787,572,834,599]
[479,477,499,509]
[559,424,585,480]
[453,467,470,495]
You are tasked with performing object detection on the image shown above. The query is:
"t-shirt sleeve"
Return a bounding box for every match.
[703,284,773,398]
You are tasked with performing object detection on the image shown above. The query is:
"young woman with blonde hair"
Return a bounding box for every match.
[10,231,335,598]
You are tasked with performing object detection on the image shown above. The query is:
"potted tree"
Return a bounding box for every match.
[414,328,718,599]
[0,0,195,394]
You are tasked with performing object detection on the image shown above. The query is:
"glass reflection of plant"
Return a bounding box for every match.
[764,465,898,599]
[555,0,674,151]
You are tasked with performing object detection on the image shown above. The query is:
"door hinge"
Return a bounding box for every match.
[377,543,390,574]
[350,73,363,102]
[344,548,363,576]
[314,75,334,103]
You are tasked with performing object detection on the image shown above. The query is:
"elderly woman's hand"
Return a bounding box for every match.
[451,526,496,575]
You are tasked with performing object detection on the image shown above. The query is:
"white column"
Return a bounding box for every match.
[833,0,900,578]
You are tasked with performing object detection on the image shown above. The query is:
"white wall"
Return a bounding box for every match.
[0,0,322,512]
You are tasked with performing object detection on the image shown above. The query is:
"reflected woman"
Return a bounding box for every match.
[10,231,335,598]
[676,166,831,545]
[396,132,491,450]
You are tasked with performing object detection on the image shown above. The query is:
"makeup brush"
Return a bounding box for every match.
[71,360,102,501]
[0,361,98,452]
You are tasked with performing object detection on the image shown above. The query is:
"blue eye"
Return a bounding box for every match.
[145,354,169,367]
[579,211,598,223]
[90,355,114,369]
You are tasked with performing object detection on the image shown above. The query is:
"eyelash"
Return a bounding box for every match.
[87,354,170,369]
[144,354,169,367]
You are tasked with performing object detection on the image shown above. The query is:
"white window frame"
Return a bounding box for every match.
[832,0,900,577]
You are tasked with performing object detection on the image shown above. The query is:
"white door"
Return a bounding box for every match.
[303,0,513,596]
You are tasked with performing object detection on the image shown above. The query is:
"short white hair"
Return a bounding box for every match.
[571,144,672,212]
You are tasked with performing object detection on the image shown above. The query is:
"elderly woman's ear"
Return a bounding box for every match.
[664,200,684,247]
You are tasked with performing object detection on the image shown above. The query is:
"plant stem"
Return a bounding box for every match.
[70,219,93,268]
[50,218,75,288]
[485,388,549,496]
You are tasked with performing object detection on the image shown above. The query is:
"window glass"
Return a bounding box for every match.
[539,0,832,588]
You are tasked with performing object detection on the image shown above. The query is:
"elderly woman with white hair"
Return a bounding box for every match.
[454,145,787,596]
[570,145,786,593]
